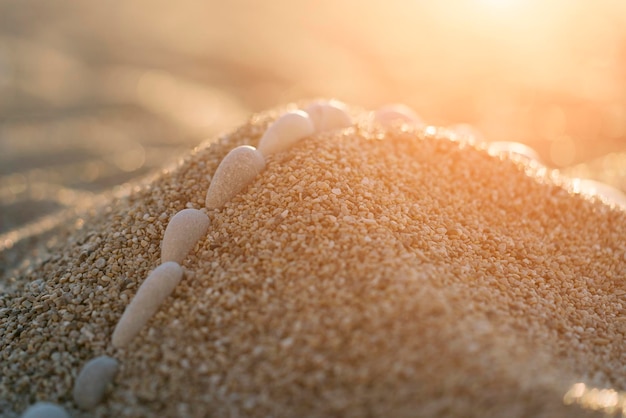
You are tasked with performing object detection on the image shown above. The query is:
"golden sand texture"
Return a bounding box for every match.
[1,104,625,418]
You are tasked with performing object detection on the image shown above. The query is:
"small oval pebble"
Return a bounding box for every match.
[161,208,210,264]
[304,100,352,132]
[205,145,266,210]
[574,178,626,208]
[112,261,183,348]
[373,104,421,126]
[73,355,119,410]
[449,123,485,143]
[487,141,541,162]
[21,403,70,418]
[257,110,314,157]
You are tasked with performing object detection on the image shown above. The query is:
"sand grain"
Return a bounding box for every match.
[1,104,624,418]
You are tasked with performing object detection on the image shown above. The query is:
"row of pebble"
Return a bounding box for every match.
[205,101,353,210]
[112,100,356,352]
[17,101,360,417]
[19,100,625,417]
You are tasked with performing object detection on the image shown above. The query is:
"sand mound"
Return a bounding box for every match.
[1,104,625,417]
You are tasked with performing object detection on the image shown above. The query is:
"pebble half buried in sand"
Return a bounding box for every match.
[257,110,314,157]
[304,100,352,132]
[205,145,266,210]
[112,261,184,348]
[161,208,210,264]
[487,141,542,163]
[73,355,119,410]
[572,178,626,208]
[373,104,422,126]
[20,402,69,418]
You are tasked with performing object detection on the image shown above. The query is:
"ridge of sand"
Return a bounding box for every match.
[1,105,625,417]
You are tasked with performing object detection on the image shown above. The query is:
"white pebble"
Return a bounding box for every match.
[205,145,266,210]
[112,262,183,348]
[304,100,352,132]
[73,355,119,410]
[257,110,314,157]
[161,208,210,264]
[487,141,541,162]
[21,403,69,418]
[573,178,626,208]
[449,123,484,143]
[373,104,422,126]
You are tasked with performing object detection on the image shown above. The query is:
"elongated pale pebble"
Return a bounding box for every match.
[73,355,119,410]
[487,141,541,162]
[161,208,210,264]
[21,403,70,418]
[574,178,626,208]
[205,145,266,209]
[373,104,422,125]
[304,100,352,132]
[112,261,183,348]
[257,110,314,157]
[449,123,485,143]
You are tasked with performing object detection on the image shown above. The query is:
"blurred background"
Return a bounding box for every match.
[1,0,626,268]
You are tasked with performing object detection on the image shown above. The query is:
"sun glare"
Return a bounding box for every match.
[564,383,626,415]
[479,0,522,9]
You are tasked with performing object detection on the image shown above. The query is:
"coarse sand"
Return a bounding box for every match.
[1,103,625,417]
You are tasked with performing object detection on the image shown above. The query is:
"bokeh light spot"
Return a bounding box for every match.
[549,136,576,167]
[113,142,146,173]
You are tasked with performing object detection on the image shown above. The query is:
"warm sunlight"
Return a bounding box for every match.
[477,0,525,13]
[564,383,626,415]
[480,0,520,6]
[1,2,626,416]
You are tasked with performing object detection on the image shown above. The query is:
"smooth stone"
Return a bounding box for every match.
[21,403,70,418]
[449,123,485,143]
[205,145,266,210]
[373,104,422,126]
[257,110,314,157]
[161,208,210,264]
[574,178,626,208]
[112,262,183,348]
[304,100,352,132]
[73,355,119,410]
[487,141,541,162]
